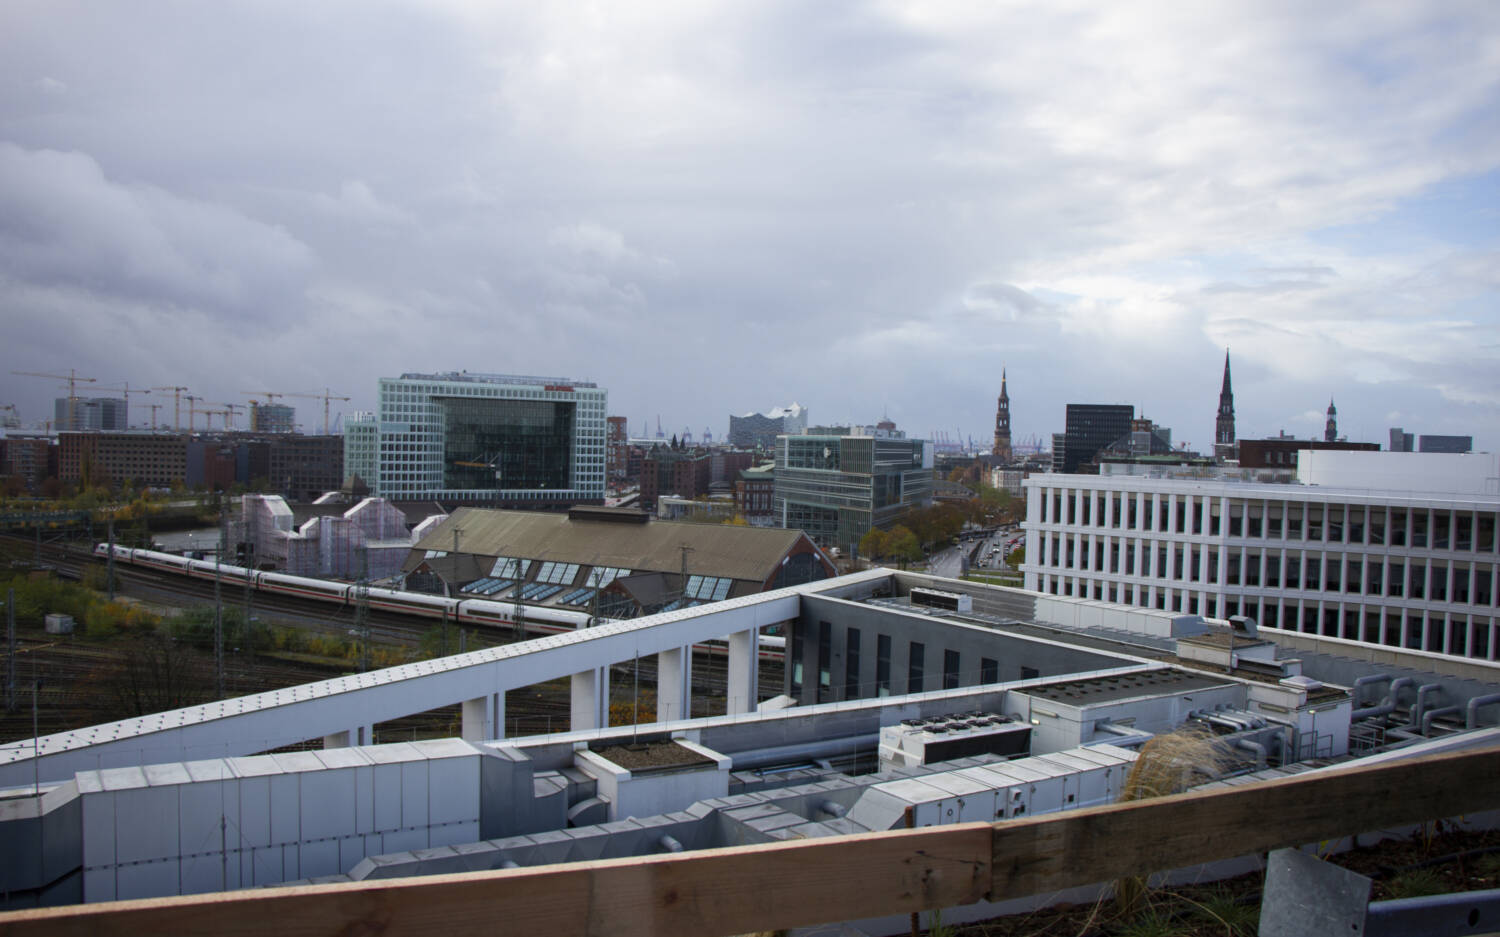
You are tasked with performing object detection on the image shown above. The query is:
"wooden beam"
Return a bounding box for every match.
[1,748,1496,937]
[0,825,992,937]
[988,746,1500,900]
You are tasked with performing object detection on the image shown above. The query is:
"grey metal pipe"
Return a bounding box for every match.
[658,834,684,853]
[819,800,848,818]
[1405,684,1443,730]
[1351,673,1392,706]
[1467,693,1500,729]
[728,733,880,771]
[1420,705,1462,736]
[1236,738,1267,768]
[1354,676,1415,721]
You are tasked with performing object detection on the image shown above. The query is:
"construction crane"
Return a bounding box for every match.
[146,403,163,429]
[190,404,230,431]
[183,394,202,432]
[284,389,350,435]
[222,403,244,431]
[153,386,189,430]
[97,382,152,428]
[12,369,96,431]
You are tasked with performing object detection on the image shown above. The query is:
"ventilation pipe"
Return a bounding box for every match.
[658,834,684,853]
[1404,684,1444,731]
[1421,706,1462,736]
[729,734,880,771]
[1279,725,1298,766]
[1235,738,1267,768]
[1467,694,1500,729]
[1352,676,1414,721]
[1351,673,1393,706]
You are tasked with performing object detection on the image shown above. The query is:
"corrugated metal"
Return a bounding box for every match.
[404,508,813,585]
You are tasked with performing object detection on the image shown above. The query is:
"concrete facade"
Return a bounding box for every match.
[1022,455,1500,661]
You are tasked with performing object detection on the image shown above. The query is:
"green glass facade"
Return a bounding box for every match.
[773,434,933,550]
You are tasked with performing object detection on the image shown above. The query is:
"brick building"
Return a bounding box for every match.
[640,447,711,510]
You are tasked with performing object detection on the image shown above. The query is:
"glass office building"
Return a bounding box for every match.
[373,373,606,506]
[773,434,933,551]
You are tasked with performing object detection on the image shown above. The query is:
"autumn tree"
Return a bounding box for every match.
[886,525,922,568]
[858,526,890,561]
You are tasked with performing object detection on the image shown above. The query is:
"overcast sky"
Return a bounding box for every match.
[2,2,1497,452]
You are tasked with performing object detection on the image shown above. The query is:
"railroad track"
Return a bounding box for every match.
[2,534,788,745]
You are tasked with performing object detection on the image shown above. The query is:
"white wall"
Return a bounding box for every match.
[1298,450,1499,495]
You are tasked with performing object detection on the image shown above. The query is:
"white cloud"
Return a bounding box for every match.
[0,1,1495,447]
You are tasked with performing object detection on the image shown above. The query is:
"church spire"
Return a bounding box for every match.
[992,367,1012,462]
[1325,398,1337,443]
[1214,349,1235,461]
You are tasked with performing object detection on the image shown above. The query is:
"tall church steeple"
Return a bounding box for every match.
[992,369,1012,462]
[1214,349,1236,462]
[1325,398,1337,443]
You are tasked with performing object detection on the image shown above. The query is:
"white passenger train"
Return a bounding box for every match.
[92,544,786,654]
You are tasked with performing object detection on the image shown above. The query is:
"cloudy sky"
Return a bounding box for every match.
[2,2,1497,452]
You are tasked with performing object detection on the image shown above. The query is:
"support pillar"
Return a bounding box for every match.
[462,692,503,741]
[727,628,759,715]
[570,666,610,732]
[656,645,692,723]
[322,725,372,748]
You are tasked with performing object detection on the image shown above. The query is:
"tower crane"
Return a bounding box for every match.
[182,394,202,432]
[146,403,163,430]
[285,389,350,435]
[153,386,189,431]
[222,403,244,431]
[12,369,96,430]
[97,382,152,428]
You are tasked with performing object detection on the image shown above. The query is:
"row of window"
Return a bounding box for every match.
[1049,577,1499,660]
[789,623,1019,700]
[1035,488,1500,553]
[1036,537,1498,607]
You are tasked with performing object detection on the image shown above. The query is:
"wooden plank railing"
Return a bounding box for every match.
[2,747,1496,937]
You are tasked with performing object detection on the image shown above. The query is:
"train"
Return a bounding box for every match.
[93,543,786,655]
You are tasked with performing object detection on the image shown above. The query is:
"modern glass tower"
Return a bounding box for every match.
[773,433,933,551]
[372,372,606,507]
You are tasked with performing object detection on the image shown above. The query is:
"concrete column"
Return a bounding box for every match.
[727,628,759,715]
[656,645,692,723]
[322,725,372,748]
[462,693,502,742]
[571,666,610,732]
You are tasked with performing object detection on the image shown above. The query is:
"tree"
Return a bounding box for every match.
[886,525,921,568]
[858,526,890,561]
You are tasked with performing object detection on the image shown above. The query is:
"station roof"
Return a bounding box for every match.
[404,507,820,585]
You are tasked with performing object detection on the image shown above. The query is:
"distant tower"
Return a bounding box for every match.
[992,369,1012,462]
[1325,398,1337,443]
[1214,349,1236,462]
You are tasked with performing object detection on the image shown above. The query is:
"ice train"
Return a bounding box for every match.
[92,544,786,653]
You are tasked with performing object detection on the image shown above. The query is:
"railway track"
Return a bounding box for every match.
[1,534,786,746]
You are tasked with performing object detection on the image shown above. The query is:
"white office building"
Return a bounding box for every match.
[1022,451,1500,661]
[372,372,606,506]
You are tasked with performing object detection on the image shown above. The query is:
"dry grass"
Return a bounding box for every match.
[1114,728,1235,920]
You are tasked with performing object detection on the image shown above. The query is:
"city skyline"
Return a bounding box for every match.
[2,4,1497,451]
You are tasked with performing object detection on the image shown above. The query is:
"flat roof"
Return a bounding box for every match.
[1026,669,1230,705]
